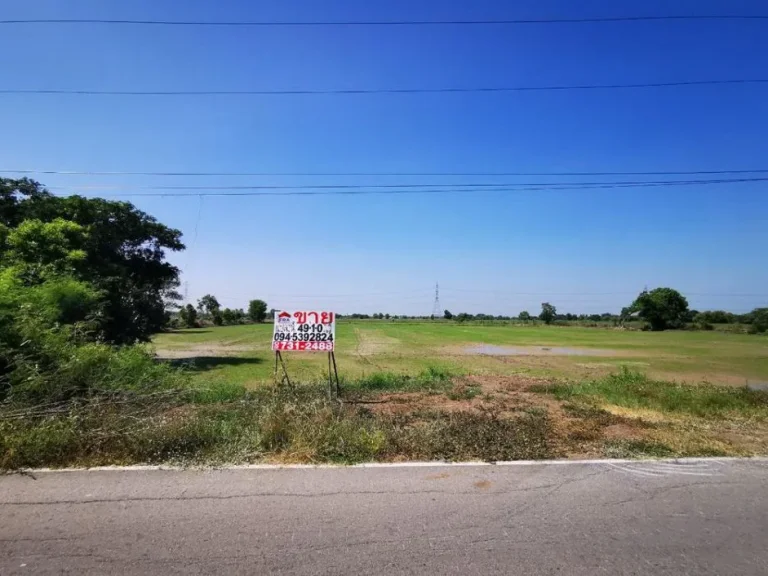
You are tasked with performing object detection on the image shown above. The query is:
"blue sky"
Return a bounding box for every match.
[1,0,767,315]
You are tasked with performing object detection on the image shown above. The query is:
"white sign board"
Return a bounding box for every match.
[272,311,336,352]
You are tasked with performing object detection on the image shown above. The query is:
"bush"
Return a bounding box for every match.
[5,334,187,405]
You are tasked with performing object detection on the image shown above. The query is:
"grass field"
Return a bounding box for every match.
[153,321,768,389]
[4,322,767,469]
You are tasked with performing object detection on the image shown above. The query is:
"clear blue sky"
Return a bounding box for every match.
[1,0,767,315]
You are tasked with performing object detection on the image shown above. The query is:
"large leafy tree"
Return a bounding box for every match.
[178,304,198,328]
[197,294,221,317]
[630,287,689,331]
[1,179,184,343]
[539,303,556,325]
[248,299,268,323]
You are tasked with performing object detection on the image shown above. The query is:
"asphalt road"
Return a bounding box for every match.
[2,459,767,575]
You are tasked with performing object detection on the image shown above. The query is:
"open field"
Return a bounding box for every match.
[4,323,767,469]
[141,322,768,462]
[153,321,768,388]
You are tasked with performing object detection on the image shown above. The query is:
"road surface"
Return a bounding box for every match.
[2,459,767,575]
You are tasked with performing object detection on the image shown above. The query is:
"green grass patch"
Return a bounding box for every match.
[533,368,768,419]
[347,366,456,393]
[154,322,768,388]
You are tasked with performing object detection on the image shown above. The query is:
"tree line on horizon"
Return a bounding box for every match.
[341,289,766,333]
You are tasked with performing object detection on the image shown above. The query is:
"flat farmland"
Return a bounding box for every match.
[153,321,768,389]
[6,322,768,469]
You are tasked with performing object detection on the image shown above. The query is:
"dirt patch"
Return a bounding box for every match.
[355,375,549,416]
[154,344,259,359]
[348,374,652,459]
[354,328,401,355]
[462,345,623,357]
[603,423,644,440]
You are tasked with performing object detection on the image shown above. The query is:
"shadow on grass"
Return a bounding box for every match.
[165,356,264,372]
[162,329,214,335]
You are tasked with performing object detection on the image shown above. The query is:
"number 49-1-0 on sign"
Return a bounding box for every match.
[272,311,335,352]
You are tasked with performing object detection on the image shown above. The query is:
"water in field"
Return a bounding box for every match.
[463,345,618,357]
[747,382,768,392]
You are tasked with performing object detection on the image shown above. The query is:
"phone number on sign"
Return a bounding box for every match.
[274,332,334,343]
[273,341,333,351]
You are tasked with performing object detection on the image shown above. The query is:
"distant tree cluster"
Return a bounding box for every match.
[174,288,767,335]
[169,295,268,329]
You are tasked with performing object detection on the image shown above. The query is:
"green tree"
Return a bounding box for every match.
[248,299,268,323]
[179,304,197,328]
[629,288,689,331]
[748,308,768,334]
[1,179,184,344]
[197,294,221,317]
[4,218,89,279]
[539,303,556,325]
[444,309,453,320]
[221,308,236,325]
[518,311,531,322]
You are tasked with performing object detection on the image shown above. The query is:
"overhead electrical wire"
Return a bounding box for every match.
[44,177,768,198]
[3,168,768,177]
[3,79,767,97]
[43,177,768,192]
[2,15,767,27]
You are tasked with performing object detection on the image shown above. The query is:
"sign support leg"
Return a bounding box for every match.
[275,350,291,388]
[274,351,279,384]
[331,351,341,398]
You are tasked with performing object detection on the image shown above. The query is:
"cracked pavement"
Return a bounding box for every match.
[1,459,767,575]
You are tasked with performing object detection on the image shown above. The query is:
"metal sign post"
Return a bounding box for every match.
[272,310,340,398]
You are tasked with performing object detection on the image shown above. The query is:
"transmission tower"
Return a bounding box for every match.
[431,282,442,318]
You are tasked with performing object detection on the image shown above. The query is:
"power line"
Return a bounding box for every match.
[4,168,768,177]
[44,177,768,192]
[45,177,768,198]
[2,15,767,27]
[3,79,767,97]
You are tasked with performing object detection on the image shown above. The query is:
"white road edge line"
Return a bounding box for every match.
[19,456,768,473]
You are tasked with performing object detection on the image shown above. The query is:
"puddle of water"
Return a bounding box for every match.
[747,382,768,392]
[464,345,617,357]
